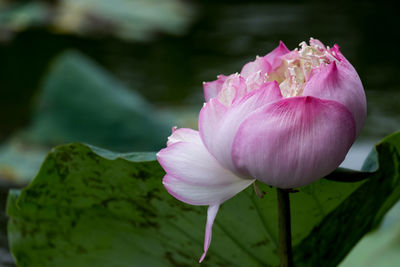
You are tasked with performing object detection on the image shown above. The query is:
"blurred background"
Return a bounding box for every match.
[1,0,399,266]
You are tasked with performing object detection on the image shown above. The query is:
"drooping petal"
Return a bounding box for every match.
[303,60,367,136]
[158,131,253,264]
[158,132,253,205]
[231,96,356,188]
[199,81,282,173]
[199,205,219,263]
[203,75,228,102]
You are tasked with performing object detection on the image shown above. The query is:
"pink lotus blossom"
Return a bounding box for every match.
[157,38,366,262]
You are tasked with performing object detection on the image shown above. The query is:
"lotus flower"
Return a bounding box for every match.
[157,38,366,262]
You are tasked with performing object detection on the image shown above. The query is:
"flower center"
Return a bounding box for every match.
[267,38,339,98]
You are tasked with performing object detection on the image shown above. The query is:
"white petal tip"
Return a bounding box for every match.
[199,253,206,263]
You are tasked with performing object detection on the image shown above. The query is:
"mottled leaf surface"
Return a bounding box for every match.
[7,131,400,266]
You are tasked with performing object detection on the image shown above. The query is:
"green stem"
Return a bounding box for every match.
[277,188,293,267]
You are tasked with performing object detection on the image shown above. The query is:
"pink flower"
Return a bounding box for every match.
[157,38,366,262]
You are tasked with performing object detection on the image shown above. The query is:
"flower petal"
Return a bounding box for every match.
[263,41,291,70]
[167,127,201,146]
[198,98,227,160]
[245,70,264,92]
[217,74,247,106]
[309,38,326,50]
[240,56,271,79]
[303,60,366,136]
[199,81,282,173]
[232,96,356,188]
[203,75,228,102]
[240,41,290,78]
[158,132,253,264]
[162,175,252,206]
[199,204,219,263]
[158,133,253,205]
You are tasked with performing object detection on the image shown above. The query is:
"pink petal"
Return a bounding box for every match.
[199,81,282,173]
[198,98,227,162]
[203,75,228,102]
[158,132,253,263]
[245,70,264,92]
[162,175,252,206]
[263,41,291,70]
[240,56,271,79]
[199,204,219,263]
[309,38,326,50]
[303,59,366,136]
[330,44,344,61]
[231,96,356,189]
[167,127,200,146]
[240,41,290,78]
[158,133,253,205]
[217,74,247,106]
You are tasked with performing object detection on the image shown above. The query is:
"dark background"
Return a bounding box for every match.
[1,0,399,142]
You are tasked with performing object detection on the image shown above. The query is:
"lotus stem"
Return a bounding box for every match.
[277,188,293,267]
